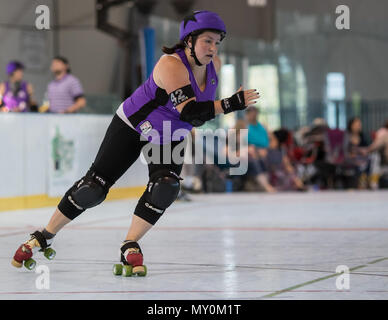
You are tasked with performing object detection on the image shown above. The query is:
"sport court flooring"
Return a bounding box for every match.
[0,191,387,300]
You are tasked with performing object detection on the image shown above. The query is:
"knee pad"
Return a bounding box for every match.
[69,170,112,210]
[145,170,182,210]
[134,170,182,225]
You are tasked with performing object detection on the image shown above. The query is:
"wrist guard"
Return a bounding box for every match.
[221,91,246,114]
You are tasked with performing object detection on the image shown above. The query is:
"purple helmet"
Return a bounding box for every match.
[6,61,24,75]
[179,11,226,41]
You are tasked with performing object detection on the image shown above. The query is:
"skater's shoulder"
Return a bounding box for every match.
[153,54,190,92]
[156,53,186,72]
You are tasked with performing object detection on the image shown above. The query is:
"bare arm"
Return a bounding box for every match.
[154,55,258,116]
[64,97,86,113]
[0,83,5,110]
[27,83,38,107]
[283,155,295,174]
[154,56,225,114]
[367,134,388,153]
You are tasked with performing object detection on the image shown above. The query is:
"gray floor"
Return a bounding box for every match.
[1,191,388,300]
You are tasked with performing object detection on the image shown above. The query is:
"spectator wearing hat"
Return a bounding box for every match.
[46,56,86,113]
[0,61,38,112]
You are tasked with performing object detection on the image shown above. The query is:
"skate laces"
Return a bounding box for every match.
[121,241,142,259]
[126,248,140,254]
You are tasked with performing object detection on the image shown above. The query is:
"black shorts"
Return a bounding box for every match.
[93,114,185,183]
[58,114,186,223]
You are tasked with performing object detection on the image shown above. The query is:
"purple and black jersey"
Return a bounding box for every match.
[2,81,29,111]
[119,49,218,144]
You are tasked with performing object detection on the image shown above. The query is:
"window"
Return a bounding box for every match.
[326,72,346,129]
[219,63,237,129]
[248,64,280,129]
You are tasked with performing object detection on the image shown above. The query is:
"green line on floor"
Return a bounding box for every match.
[263,257,388,298]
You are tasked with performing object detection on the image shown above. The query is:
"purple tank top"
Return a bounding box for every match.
[2,81,29,111]
[122,49,218,144]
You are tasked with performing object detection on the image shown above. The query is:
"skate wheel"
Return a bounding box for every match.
[133,265,147,277]
[11,259,23,268]
[113,264,123,276]
[122,265,133,277]
[24,259,36,270]
[44,248,56,260]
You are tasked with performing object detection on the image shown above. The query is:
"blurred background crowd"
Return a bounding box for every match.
[179,107,388,199]
[1,0,388,199]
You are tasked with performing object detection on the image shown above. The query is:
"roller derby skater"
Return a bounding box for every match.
[11,11,260,276]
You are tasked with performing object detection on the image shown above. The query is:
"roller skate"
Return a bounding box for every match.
[113,241,147,277]
[11,230,56,270]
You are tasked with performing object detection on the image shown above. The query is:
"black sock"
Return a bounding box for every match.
[42,228,56,240]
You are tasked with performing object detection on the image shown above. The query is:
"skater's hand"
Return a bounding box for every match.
[221,86,260,114]
[238,86,260,108]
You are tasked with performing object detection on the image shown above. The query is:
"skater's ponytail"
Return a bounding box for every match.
[162,40,186,54]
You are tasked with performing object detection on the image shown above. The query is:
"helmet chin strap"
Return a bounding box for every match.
[188,35,203,67]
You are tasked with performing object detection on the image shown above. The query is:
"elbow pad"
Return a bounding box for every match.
[179,100,215,127]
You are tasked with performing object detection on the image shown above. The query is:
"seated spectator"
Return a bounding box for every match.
[266,132,306,191]
[46,56,86,113]
[244,107,276,193]
[0,61,38,112]
[365,119,388,188]
[302,119,338,189]
[374,120,388,140]
[220,119,249,192]
[245,106,269,149]
[273,128,304,168]
[199,121,247,193]
[342,117,370,189]
[346,117,368,148]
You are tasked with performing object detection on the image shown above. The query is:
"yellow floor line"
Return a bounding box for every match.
[0,186,146,212]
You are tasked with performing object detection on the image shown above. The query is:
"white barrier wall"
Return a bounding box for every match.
[0,113,148,199]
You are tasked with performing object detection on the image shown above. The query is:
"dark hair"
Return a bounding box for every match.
[347,117,361,132]
[12,61,24,70]
[162,40,186,54]
[53,56,71,73]
[245,106,258,113]
[161,29,224,54]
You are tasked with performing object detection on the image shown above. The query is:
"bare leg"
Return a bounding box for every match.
[256,174,277,193]
[45,208,72,234]
[125,215,153,242]
[292,176,305,189]
[44,208,153,241]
